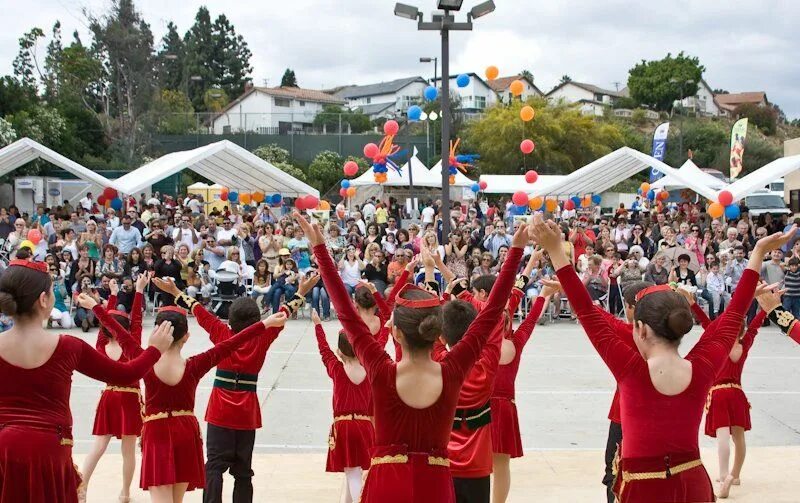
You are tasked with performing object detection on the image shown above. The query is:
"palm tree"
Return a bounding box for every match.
[559,74,572,85]
[520,70,534,83]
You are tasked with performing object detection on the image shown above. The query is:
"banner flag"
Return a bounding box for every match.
[729,118,748,179]
[649,122,670,182]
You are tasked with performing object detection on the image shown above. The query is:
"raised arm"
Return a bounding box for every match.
[76,339,160,383]
[91,304,145,358]
[742,309,767,352]
[512,295,546,352]
[313,311,340,379]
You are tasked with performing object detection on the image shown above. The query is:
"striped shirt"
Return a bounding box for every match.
[784,269,800,297]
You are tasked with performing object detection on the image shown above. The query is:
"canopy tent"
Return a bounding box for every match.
[349,153,441,187]
[650,160,728,191]
[429,160,475,187]
[477,174,564,194]
[723,154,800,201]
[112,140,318,197]
[0,137,114,187]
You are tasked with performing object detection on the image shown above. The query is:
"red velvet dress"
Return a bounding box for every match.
[0,334,160,503]
[314,242,522,502]
[373,268,409,360]
[491,295,545,458]
[92,307,274,492]
[92,293,145,438]
[690,304,765,437]
[557,265,757,503]
[315,325,375,471]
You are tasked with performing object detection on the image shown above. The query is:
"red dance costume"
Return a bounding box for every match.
[490,295,546,458]
[557,265,757,503]
[0,335,160,503]
[372,268,410,359]
[92,293,145,438]
[92,306,275,492]
[689,304,765,437]
[315,324,375,471]
[314,242,522,503]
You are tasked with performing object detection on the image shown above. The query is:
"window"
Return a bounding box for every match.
[299,100,306,107]
[274,97,291,107]
[222,125,231,134]
[474,96,486,109]
[366,97,371,104]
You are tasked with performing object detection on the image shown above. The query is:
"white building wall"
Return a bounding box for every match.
[438,76,496,110]
[547,83,595,103]
[212,91,337,133]
[497,81,542,103]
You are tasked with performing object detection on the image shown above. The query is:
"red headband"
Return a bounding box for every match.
[157,305,188,317]
[108,309,129,319]
[635,284,674,302]
[8,259,47,273]
[394,283,442,308]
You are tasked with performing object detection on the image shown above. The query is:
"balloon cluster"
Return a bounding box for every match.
[637,182,670,203]
[364,121,404,184]
[97,187,123,211]
[447,138,478,185]
[470,180,488,193]
[709,190,739,219]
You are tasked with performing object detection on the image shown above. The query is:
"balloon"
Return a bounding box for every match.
[271,193,282,205]
[102,187,118,200]
[591,194,602,205]
[640,182,650,193]
[658,190,669,201]
[564,199,576,211]
[319,200,331,210]
[304,195,319,209]
[384,120,399,135]
[341,180,351,189]
[240,193,251,205]
[471,183,480,193]
[346,187,356,197]
[485,65,499,80]
[111,198,123,211]
[97,195,107,206]
[407,105,422,121]
[19,240,34,251]
[295,197,307,210]
[220,191,229,201]
[509,80,524,96]
[512,191,528,206]
[339,188,347,197]
[27,228,42,245]
[708,202,724,219]
[725,204,740,220]
[520,139,535,154]
[252,191,265,203]
[479,180,488,190]
[545,199,558,212]
[344,162,358,176]
[646,189,655,201]
[456,74,470,88]
[581,196,592,208]
[718,190,734,206]
[363,143,379,158]
[520,105,535,122]
[529,196,543,210]
[524,170,538,184]
[228,191,239,203]
[424,85,438,101]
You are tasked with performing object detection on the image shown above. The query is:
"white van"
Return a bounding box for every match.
[744,189,791,217]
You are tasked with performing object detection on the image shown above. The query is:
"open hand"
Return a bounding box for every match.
[152,276,181,296]
[755,225,796,254]
[405,257,419,273]
[297,271,320,297]
[311,309,321,325]
[358,280,377,294]
[263,312,288,328]
[109,279,119,296]
[148,321,174,353]
[540,278,562,298]
[293,211,325,247]
[76,293,98,310]
[136,271,152,293]
[530,213,562,253]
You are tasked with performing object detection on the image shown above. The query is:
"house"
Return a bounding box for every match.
[714,92,769,115]
[546,81,624,116]
[432,73,497,115]
[211,85,345,135]
[334,77,428,120]
[487,75,544,103]
[681,79,724,117]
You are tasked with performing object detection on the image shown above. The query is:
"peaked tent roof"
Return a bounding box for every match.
[724,154,800,201]
[429,160,475,187]
[0,137,114,187]
[651,160,729,191]
[349,153,441,188]
[112,140,318,197]
[477,174,564,194]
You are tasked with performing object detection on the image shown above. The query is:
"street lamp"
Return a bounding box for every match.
[419,57,438,85]
[394,1,495,244]
[670,78,695,161]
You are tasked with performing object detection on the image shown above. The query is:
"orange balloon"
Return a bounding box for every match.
[545,199,558,212]
[346,187,356,197]
[528,196,543,210]
[509,80,524,97]
[520,105,535,122]
[708,202,724,219]
[485,65,499,80]
[319,200,331,210]
[240,193,251,205]
[252,191,265,203]
[581,196,592,208]
[640,182,650,193]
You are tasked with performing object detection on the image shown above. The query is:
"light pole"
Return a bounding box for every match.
[670,77,695,162]
[419,56,438,85]
[395,0,495,244]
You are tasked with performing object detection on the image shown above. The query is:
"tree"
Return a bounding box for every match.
[43,22,63,101]
[559,75,572,85]
[183,7,215,110]
[313,104,370,133]
[626,52,705,111]
[0,118,17,147]
[156,22,184,91]
[13,28,45,88]
[712,89,729,95]
[212,14,252,99]
[734,103,778,136]
[252,144,291,164]
[519,70,534,83]
[149,89,194,134]
[0,76,38,117]
[281,69,298,87]
[203,87,229,113]
[308,150,345,192]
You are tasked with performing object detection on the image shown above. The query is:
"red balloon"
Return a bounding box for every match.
[520,139,535,154]
[478,180,488,190]
[512,191,528,206]
[295,197,307,210]
[97,195,107,205]
[339,188,347,197]
[363,143,379,158]
[102,187,118,200]
[383,120,399,135]
[27,229,42,245]
[524,170,538,184]
[220,192,229,201]
[564,199,576,211]
[304,194,319,209]
[343,161,359,177]
[718,190,733,206]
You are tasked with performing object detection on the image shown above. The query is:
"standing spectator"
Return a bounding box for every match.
[582,255,608,302]
[761,249,786,286]
[48,263,73,329]
[109,215,143,255]
[287,227,312,273]
[570,218,596,261]
[782,258,800,317]
[338,246,364,295]
[725,246,748,290]
[250,259,272,310]
[719,227,743,252]
[613,217,631,255]
[259,222,283,273]
[69,245,96,293]
[203,235,226,271]
[705,261,729,319]
[173,214,199,251]
[79,192,94,211]
[483,222,511,258]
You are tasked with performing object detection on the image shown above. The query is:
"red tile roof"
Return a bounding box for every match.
[714,92,768,111]
[255,86,344,104]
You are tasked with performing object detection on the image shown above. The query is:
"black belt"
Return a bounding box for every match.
[213,369,258,392]
[453,402,491,430]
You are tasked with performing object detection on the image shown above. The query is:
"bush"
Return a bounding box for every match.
[252,144,291,164]
[734,103,777,136]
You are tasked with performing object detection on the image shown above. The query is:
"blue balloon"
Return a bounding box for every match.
[271,193,282,205]
[591,194,602,205]
[110,197,123,211]
[571,196,581,206]
[724,204,740,220]
[228,191,239,203]
[471,182,480,193]
[341,180,351,189]
[646,189,656,201]
[424,85,438,101]
[407,105,422,121]
[456,74,470,88]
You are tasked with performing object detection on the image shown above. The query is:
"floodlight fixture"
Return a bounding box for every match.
[394,3,420,20]
[469,0,495,19]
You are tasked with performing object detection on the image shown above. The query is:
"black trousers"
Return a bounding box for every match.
[204,423,256,503]
[603,421,623,503]
[453,475,490,503]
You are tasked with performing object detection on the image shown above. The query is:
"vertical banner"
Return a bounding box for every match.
[649,122,670,182]
[729,118,748,180]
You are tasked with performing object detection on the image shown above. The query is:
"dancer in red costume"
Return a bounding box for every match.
[80,274,153,503]
[754,284,800,345]
[312,309,375,503]
[0,260,173,503]
[680,288,767,498]
[297,210,527,503]
[152,274,316,503]
[79,283,287,503]
[532,213,794,503]
[362,260,413,358]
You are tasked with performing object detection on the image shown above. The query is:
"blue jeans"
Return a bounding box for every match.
[344,284,357,296]
[270,283,297,313]
[783,295,800,318]
[309,286,331,318]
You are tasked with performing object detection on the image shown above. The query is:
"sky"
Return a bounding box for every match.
[0,0,798,119]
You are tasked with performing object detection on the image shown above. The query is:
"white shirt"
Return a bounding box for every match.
[216,228,237,246]
[421,206,435,224]
[79,197,93,211]
[106,216,120,230]
[173,226,197,251]
[362,203,376,222]
[147,197,160,206]
[188,199,202,214]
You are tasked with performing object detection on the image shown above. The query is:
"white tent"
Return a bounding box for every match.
[113,140,318,197]
[0,137,114,187]
[723,154,800,201]
[350,153,441,187]
[429,160,474,187]
[651,160,728,191]
[478,174,564,194]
